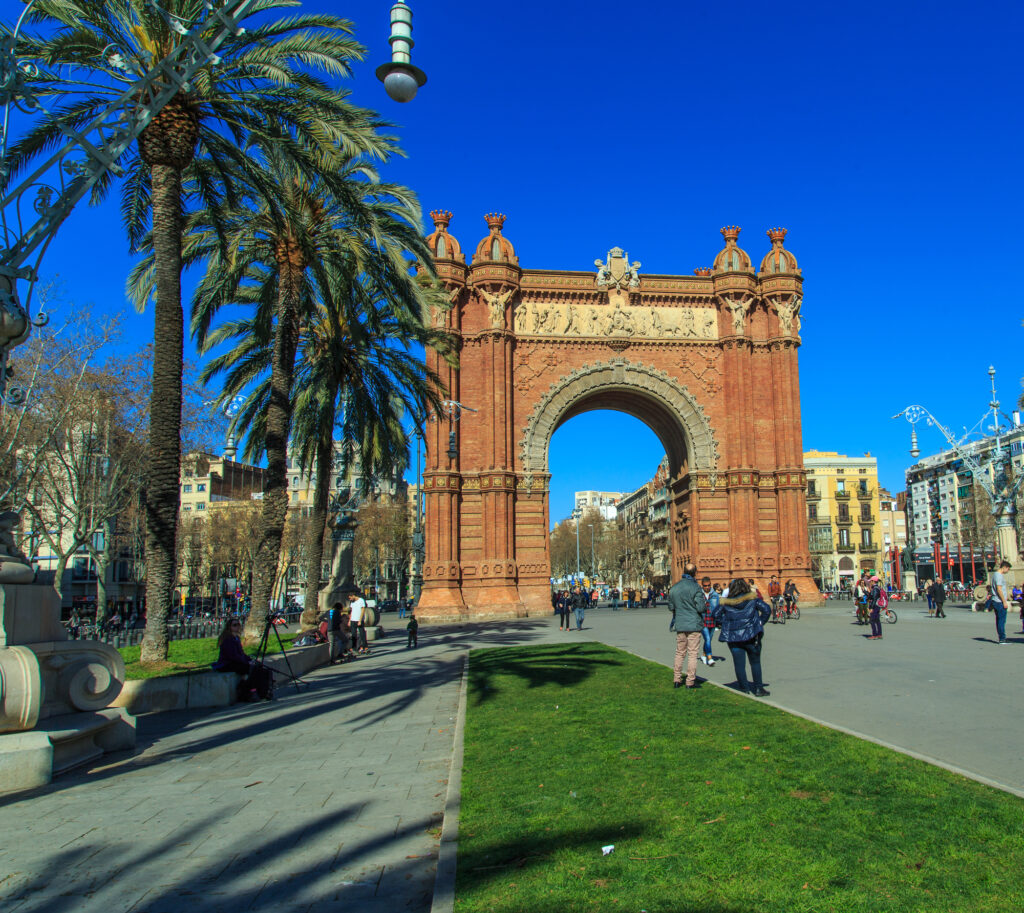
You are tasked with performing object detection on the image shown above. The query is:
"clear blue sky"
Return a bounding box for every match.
[25,0,1024,524]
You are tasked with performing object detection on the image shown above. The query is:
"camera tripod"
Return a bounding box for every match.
[254,612,306,694]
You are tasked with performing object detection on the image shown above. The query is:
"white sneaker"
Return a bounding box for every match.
[706,657,716,666]
[699,655,707,665]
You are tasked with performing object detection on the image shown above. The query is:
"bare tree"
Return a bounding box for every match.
[353,496,411,598]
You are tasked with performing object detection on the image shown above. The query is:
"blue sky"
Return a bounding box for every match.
[19,0,1024,524]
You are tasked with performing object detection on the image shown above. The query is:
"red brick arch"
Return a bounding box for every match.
[417,216,817,622]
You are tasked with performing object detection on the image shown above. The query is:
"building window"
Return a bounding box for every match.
[836,480,845,493]
[807,481,817,497]
[197,483,206,492]
[291,492,299,503]
[858,480,868,492]
[196,502,206,511]
[839,528,850,546]
[860,504,871,521]
[838,503,849,522]
[182,484,192,493]
[861,529,872,548]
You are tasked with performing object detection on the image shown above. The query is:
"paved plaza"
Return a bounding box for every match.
[1,600,1021,912]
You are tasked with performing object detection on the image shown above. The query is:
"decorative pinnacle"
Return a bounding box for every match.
[693,267,713,276]
[430,210,452,229]
[767,227,787,244]
[484,212,506,232]
[720,226,741,243]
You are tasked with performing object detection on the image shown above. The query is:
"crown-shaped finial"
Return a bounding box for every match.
[430,210,452,230]
[484,212,506,232]
[693,267,713,277]
[720,226,741,243]
[767,227,787,245]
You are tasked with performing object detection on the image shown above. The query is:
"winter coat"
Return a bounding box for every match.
[712,594,771,644]
[667,575,705,632]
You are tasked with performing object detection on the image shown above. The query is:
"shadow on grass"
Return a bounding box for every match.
[469,642,624,705]
[456,823,751,913]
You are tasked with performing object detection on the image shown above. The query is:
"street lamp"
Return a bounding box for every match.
[588,523,595,578]
[429,400,476,463]
[376,2,427,103]
[894,367,1021,564]
[575,515,581,580]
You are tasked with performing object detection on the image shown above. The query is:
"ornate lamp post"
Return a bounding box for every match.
[894,367,1022,567]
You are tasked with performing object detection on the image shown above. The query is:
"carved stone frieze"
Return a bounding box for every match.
[513,298,718,340]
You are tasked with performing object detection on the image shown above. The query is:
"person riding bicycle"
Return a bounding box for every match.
[768,575,782,609]
[783,580,799,615]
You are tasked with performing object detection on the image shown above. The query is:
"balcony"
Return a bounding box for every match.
[858,513,874,524]
[836,515,853,526]
[860,544,877,554]
[854,486,874,499]
[836,543,856,553]
[805,488,820,500]
[835,490,850,499]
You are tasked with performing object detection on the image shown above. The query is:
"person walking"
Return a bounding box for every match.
[712,578,771,696]
[991,559,1011,644]
[930,579,946,618]
[699,576,718,666]
[668,562,705,690]
[867,574,884,639]
[406,613,419,648]
[925,578,935,616]
[556,590,571,631]
[328,600,346,664]
[570,586,587,631]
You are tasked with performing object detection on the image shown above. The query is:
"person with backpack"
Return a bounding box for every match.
[867,574,885,639]
[930,579,946,618]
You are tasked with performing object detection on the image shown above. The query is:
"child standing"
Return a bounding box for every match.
[406,614,419,648]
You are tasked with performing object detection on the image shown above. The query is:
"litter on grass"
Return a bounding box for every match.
[602,845,614,855]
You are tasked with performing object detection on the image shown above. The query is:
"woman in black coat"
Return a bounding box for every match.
[712,578,772,696]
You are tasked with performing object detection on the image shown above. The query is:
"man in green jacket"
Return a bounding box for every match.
[668,562,706,690]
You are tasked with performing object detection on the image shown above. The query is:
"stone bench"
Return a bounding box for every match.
[111,642,332,715]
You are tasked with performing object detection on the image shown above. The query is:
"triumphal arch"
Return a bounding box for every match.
[417,211,815,622]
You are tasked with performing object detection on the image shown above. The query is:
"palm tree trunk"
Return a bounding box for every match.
[140,163,185,663]
[301,411,336,627]
[247,250,303,640]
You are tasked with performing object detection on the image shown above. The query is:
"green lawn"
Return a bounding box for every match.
[117,630,300,680]
[457,643,1024,913]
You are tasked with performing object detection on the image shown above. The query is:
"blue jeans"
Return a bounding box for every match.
[701,628,713,656]
[728,638,763,691]
[574,607,584,629]
[993,601,1007,642]
[611,598,619,611]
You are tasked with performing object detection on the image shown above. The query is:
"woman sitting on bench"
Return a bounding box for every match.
[213,617,252,674]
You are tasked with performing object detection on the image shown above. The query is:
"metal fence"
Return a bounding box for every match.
[65,611,305,649]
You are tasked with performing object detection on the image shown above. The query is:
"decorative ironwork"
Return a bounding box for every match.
[0,0,256,402]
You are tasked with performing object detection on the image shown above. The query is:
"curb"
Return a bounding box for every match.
[614,641,1024,800]
[431,652,468,913]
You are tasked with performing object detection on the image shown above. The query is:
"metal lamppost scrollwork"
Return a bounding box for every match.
[428,399,476,462]
[0,0,261,405]
[894,367,1023,564]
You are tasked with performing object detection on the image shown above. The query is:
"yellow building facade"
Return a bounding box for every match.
[803,450,884,590]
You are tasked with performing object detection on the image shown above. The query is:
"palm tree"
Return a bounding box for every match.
[9,0,382,662]
[180,147,438,639]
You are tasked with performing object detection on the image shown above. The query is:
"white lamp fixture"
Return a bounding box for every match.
[376,1,427,103]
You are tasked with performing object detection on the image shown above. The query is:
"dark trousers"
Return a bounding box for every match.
[558,606,571,627]
[407,631,417,648]
[934,600,945,618]
[352,622,367,651]
[993,601,1007,642]
[869,607,882,637]
[727,638,763,691]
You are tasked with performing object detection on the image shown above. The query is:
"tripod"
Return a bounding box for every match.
[254,612,306,694]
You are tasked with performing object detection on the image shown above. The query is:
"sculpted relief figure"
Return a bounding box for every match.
[776,296,803,335]
[727,299,747,335]
[701,309,717,338]
[479,287,514,328]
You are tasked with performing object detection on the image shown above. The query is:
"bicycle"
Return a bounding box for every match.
[771,597,787,624]
[880,606,898,624]
[783,600,800,621]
